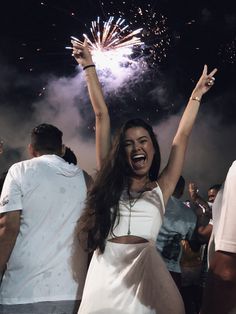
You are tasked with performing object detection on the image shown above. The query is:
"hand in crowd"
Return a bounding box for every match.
[188,182,199,201]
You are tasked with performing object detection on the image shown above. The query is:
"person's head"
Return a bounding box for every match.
[173,176,185,199]
[207,184,221,203]
[112,118,161,182]
[29,123,63,157]
[62,147,77,165]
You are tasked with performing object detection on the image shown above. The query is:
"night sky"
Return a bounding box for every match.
[0,0,236,198]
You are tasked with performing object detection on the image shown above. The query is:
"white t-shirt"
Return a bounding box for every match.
[0,155,87,304]
[210,160,236,257]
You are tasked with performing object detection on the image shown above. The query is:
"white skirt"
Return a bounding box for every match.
[78,241,185,314]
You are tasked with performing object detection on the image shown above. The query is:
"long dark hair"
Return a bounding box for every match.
[78,118,161,253]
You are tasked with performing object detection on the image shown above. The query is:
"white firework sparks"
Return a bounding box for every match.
[68,16,144,66]
[67,16,148,89]
[218,38,236,64]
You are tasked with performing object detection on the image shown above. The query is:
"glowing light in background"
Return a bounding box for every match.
[218,38,236,64]
[101,2,171,64]
[66,5,171,90]
[67,16,150,90]
[69,16,144,72]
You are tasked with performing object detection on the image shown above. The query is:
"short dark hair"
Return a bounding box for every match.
[62,147,77,165]
[31,123,62,154]
[208,184,222,192]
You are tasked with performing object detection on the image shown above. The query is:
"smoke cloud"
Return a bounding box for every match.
[0,58,235,201]
[156,111,236,199]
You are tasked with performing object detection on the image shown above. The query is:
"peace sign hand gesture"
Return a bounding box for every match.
[192,65,218,100]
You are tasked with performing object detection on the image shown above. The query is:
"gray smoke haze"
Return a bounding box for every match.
[1,60,235,201]
[32,72,97,173]
[0,60,97,175]
[156,112,236,199]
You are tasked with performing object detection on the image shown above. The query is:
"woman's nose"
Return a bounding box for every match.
[133,142,141,151]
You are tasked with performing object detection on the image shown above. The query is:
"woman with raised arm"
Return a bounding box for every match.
[72,40,217,314]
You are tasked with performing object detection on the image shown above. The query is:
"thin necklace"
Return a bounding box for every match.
[127,189,144,235]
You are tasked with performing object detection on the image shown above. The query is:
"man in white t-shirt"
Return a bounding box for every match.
[0,124,90,314]
[201,161,236,314]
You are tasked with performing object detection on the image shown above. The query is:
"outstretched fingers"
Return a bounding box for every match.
[209,68,218,77]
[83,38,88,47]
[202,65,218,78]
[71,40,84,58]
[206,67,218,86]
[202,64,208,75]
[71,40,83,50]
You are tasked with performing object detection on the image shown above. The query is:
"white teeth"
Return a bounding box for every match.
[132,154,145,160]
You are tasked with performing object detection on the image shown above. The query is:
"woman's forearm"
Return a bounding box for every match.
[72,39,111,168]
[174,91,203,140]
[83,66,111,169]
[175,65,217,141]
[84,67,109,118]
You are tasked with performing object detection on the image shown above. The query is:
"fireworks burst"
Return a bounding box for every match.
[130,7,171,64]
[66,3,172,90]
[67,15,151,90]
[83,16,143,51]
[101,2,171,65]
[67,4,171,88]
[218,38,236,64]
[68,16,145,71]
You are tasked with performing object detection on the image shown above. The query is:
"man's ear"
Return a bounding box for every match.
[28,144,37,157]
[60,144,66,157]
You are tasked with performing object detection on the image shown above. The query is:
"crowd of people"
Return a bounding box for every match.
[0,39,235,314]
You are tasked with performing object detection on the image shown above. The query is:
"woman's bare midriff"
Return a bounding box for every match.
[108,235,148,244]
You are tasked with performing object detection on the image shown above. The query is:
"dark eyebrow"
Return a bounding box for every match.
[124,135,148,142]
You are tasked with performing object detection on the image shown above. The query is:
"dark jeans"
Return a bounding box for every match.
[0,300,81,314]
[170,271,202,314]
[170,271,182,292]
[181,285,202,314]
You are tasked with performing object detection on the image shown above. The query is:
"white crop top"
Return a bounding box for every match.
[108,185,165,241]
